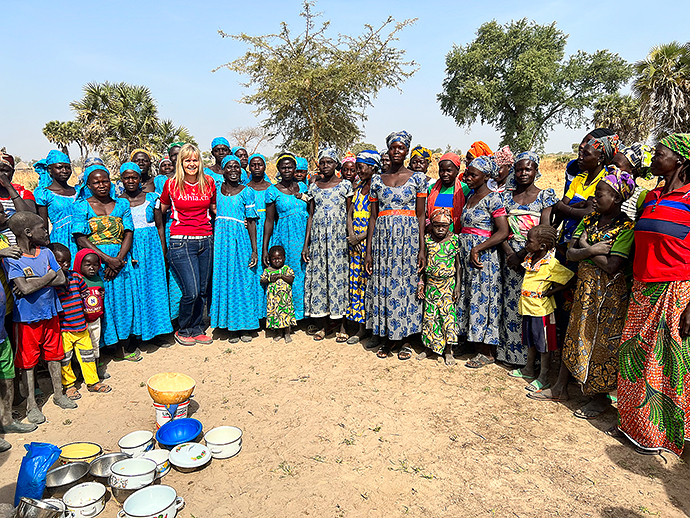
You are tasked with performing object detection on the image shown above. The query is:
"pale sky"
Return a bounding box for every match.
[1,0,688,162]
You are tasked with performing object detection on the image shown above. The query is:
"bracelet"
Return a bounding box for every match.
[567,206,573,216]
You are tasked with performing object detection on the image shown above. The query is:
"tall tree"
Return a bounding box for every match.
[68,81,195,168]
[42,120,73,155]
[592,93,652,144]
[438,19,631,151]
[633,41,690,139]
[229,126,270,154]
[214,1,417,165]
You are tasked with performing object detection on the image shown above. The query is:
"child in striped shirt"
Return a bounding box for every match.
[48,243,111,400]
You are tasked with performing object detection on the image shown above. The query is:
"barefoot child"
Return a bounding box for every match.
[48,243,111,399]
[3,211,76,424]
[261,246,296,343]
[513,225,574,392]
[416,208,461,366]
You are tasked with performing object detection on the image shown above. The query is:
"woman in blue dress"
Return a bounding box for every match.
[34,150,78,257]
[457,156,510,369]
[204,137,231,186]
[263,153,309,321]
[364,131,428,361]
[154,156,175,195]
[247,153,273,319]
[73,165,140,360]
[210,155,260,342]
[119,162,173,342]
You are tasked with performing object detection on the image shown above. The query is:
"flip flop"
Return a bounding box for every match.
[87,382,112,394]
[335,332,348,343]
[376,345,391,359]
[65,386,81,401]
[398,345,414,361]
[313,330,326,341]
[507,369,535,380]
[526,391,568,402]
[525,380,550,392]
[573,408,604,420]
[605,426,625,438]
[465,353,495,369]
[346,335,362,345]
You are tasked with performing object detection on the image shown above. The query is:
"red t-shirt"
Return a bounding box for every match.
[634,183,690,282]
[160,177,216,236]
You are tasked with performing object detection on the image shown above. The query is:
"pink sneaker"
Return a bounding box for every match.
[193,334,213,345]
[175,332,196,346]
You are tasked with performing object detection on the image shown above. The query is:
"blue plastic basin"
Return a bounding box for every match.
[155,418,203,449]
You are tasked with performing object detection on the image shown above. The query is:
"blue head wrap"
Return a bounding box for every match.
[318,148,340,167]
[506,151,541,190]
[231,146,246,155]
[514,151,540,168]
[211,137,230,150]
[248,153,266,167]
[84,157,104,169]
[221,155,241,170]
[356,150,381,172]
[119,162,142,175]
[46,150,70,165]
[77,164,112,200]
[385,131,412,150]
[295,157,309,171]
[469,156,499,179]
[247,153,272,183]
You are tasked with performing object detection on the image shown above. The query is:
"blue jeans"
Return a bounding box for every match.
[167,236,213,337]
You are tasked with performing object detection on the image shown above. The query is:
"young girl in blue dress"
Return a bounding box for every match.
[210,155,260,342]
[119,162,173,342]
[247,154,273,319]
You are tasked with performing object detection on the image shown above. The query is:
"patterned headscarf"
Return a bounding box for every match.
[295,157,309,171]
[659,133,690,161]
[211,137,230,150]
[46,150,70,165]
[84,157,104,169]
[277,153,297,167]
[430,207,452,225]
[438,152,462,170]
[469,156,499,179]
[0,148,14,169]
[129,148,151,160]
[410,145,432,160]
[159,156,172,167]
[379,150,389,159]
[386,131,412,150]
[221,155,241,170]
[341,152,356,165]
[467,141,493,158]
[119,162,142,175]
[493,146,514,166]
[355,150,381,171]
[231,146,247,155]
[588,135,620,165]
[318,148,341,167]
[167,142,185,153]
[601,165,636,202]
[589,128,615,139]
[620,143,653,179]
[506,151,541,191]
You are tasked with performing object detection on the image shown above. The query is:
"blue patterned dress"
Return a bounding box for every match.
[365,172,427,341]
[304,180,353,319]
[33,188,78,257]
[72,198,137,346]
[210,187,260,331]
[265,183,309,320]
[248,185,272,318]
[345,184,370,324]
[457,192,506,345]
[129,192,173,341]
[499,188,558,364]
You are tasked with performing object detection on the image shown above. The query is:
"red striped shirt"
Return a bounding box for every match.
[55,270,89,332]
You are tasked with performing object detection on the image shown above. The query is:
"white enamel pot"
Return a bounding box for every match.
[118,431,155,457]
[117,485,185,518]
[203,426,243,459]
[109,458,157,490]
[62,482,106,518]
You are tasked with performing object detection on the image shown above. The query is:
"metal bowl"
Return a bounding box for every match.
[44,461,90,498]
[88,452,130,484]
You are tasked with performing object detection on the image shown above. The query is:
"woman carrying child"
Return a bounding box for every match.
[210,155,259,342]
[457,156,510,369]
[531,167,635,416]
[344,150,378,344]
[119,162,173,342]
[303,149,353,342]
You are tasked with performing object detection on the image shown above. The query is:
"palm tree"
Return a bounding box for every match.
[42,120,73,155]
[633,41,690,139]
[592,93,653,144]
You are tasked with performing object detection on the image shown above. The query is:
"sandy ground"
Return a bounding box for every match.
[0,328,688,518]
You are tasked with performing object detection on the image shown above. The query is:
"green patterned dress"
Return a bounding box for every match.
[421,235,459,355]
[261,265,297,329]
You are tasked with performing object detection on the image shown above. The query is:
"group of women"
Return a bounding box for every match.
[9,127,690,458]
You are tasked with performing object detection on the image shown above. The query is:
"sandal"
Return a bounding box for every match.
[65,386,81,401]
[398,345,413,361]
[465,353,495,369]
[605,426,625,438]
[376,345,391,359]
[117,348,142,362]
[87,382,112,394]
[313,330,326,341]
[335,332,348,343]
[525,380,550,393]
[507,369,535,380]
[306,324,319,335]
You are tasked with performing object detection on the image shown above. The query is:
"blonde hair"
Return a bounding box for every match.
[171,144,211,195]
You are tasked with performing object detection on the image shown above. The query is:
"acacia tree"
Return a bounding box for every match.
[438,19,631,151]
[214,1,418,165]
[229,126,270,154]
[592,93,652,144]
[633,41,690,139]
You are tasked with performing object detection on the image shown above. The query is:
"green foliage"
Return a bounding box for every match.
[68,81,195,169]
[592,93,652,144]
[438,19,631,151]
[633,41,690,139]
[215,1,417,165]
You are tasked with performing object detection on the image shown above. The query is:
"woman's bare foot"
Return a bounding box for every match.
[284,329,292,343]
[444,351,456,366]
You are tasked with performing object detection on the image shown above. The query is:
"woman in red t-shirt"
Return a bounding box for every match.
[160,144,217,346]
